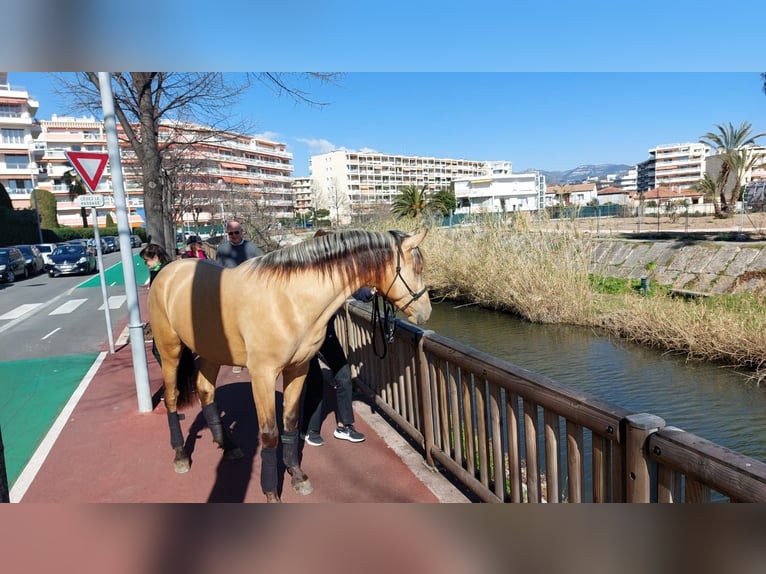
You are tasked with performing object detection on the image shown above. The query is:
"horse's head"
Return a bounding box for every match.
[384,229,432,325]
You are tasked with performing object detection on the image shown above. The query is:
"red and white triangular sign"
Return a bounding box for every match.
[65,151,109,192]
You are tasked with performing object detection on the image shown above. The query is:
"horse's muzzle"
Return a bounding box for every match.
[405,299,432,326]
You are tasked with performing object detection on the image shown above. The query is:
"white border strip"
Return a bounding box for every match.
[9,351,108,503]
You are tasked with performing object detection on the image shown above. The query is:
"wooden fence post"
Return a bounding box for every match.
[417,331,436,469]
[624,413,665,502]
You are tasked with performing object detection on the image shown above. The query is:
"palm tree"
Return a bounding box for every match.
[391,184,429,219]
[692,173,719,214]
[431,186,457,217]
[63,169,89,227]
[700,121,765,215]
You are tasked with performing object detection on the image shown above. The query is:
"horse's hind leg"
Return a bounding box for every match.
[197,359,243,460]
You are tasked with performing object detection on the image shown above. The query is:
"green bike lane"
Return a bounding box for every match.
[1,253,150,491]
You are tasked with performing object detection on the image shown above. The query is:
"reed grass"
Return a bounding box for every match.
[372,217,766,382]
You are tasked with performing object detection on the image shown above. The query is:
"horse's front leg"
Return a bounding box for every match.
[281,366,313,496]
[159,345,191,474]
[197,359,243,460]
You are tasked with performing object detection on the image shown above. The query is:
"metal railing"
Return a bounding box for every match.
[336,300,766,503]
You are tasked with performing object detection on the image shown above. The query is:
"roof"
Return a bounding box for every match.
[641,186,703,201]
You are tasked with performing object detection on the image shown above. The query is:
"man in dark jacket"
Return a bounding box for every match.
[215,220,261,268]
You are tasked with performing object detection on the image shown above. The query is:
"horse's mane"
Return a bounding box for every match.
[242,229,415,285]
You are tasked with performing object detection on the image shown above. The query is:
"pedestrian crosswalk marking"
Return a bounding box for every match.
[98,295,126,310]
[49,299,88,315]
[0,303,42,320]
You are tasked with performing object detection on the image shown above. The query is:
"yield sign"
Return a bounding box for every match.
[65,151,109,192]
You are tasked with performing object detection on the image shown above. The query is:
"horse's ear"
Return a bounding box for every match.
[402,229,428,250]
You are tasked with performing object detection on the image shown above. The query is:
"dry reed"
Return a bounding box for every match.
[405,218,766,381]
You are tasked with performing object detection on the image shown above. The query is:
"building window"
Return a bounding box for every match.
[1,128,25,144]
[5,154,28,168]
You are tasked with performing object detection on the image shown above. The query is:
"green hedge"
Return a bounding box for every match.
[0,206,147,246]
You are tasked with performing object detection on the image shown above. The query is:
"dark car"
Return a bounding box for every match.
[103,236,120,252]
[0,247,28,283]
[12,244,45,276]
[130,234,142,248]
[46,244,97,277]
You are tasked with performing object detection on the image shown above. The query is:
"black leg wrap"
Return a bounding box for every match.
[261,447,278,493]
[281,431,300,468]
[201,402,225,446]
[167,412,184,449]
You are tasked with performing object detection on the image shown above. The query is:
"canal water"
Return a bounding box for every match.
[425,301,766,463]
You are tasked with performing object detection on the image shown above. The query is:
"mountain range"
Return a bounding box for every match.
[522,164,632,185]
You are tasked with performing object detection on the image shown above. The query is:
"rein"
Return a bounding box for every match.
[371,295,396,359]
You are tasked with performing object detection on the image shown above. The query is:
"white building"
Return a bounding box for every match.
[309,150,503,223]
[637,143,708,192]
[453,171,546,216]
[546,182,598,206]
[0,72,42,209]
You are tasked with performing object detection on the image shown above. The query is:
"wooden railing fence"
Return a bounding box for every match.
[335,300,766,503]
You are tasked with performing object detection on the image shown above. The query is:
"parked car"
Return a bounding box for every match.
[103,236,119,253]
[130,234,142,248]
[12,244,45,276]
[86,237,108,254]
[0,247,28,283]
[35,242,61,266]
[46,244,97,277]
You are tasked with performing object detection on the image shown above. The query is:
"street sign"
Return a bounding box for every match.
[76,194,105,208]
[65,151,109,192]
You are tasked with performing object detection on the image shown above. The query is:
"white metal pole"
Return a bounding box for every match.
[98,72,152,413]
[91,207,115,353]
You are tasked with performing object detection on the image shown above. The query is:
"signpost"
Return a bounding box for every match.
[65,150,115,354]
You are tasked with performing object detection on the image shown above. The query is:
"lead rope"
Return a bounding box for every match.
[371,294,397,359]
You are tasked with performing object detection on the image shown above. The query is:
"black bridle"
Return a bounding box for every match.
[371,246,428,359]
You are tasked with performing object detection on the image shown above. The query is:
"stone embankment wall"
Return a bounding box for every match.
[590,239,766,294]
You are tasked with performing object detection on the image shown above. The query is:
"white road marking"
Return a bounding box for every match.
[41,327,61,340]
[98,295,126,310]
[0,303,42,320]
[48,298,88,315]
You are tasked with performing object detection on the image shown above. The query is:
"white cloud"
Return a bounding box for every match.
[296,138,341,154]
[253,131,282,142]
[359,147,379,154]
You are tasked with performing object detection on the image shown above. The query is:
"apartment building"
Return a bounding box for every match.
[453,171,546,216]
[309,150,503,223]
[0,73,42,209]
[637,142,708,192]
[34,114,149,228]
[118,121,294,232]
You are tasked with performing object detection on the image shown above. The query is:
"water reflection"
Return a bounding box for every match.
[427,302,766,463]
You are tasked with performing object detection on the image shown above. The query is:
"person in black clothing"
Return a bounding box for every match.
[140,243,173,364]
[301,286,376,446]
[140,243,172,286]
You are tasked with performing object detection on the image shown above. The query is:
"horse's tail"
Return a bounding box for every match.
[175,346,198,409]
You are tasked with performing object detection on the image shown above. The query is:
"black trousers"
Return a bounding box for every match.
[301,330,354,434]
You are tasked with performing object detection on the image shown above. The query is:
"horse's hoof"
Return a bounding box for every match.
[265,492,281,503]
[174,458,190,474]
[224,447,244,460]
[292,477,313,496]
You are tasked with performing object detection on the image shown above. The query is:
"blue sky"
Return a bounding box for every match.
[10,72,766,177]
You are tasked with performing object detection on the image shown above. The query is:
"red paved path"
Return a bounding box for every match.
[16,287,464,503]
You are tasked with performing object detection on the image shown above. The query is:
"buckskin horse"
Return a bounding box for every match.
[148,229,432,502]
